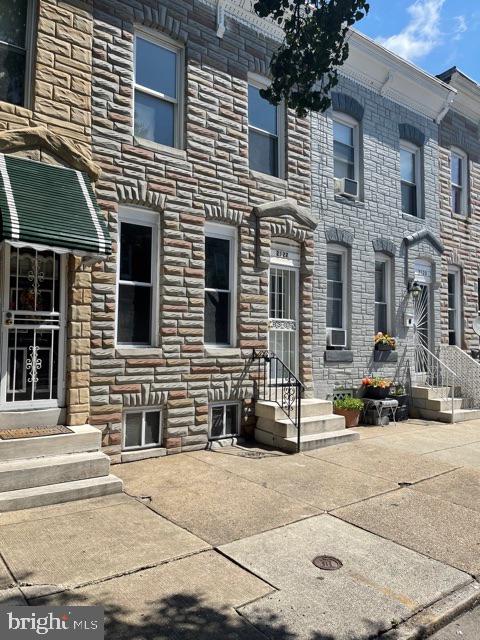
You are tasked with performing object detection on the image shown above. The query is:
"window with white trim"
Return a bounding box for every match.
[117,209,159,346]
[134,30,182,148]
[451,148,468,216]
[123,408,162,449]
[326,246,348,347]
[375,255,392,334]
[248,78,284,177]
[204,223,236,347]
[0,0,34,107]
[209,402,239,440]
[400,141,421,217]
[333,113,359,183]
[448,267,462,346]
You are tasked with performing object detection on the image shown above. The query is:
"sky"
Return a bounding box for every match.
[357,0,480,83]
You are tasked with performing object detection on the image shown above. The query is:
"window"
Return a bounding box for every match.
[248,79,283,177]
[0,0,34,107]
[327,247,347,337]
[209,403,239,439]
[123,409,162,449]
[400,141,421,217]
[333,114,358,182]
[451,149,468,215]
[204,223,236,347]
[448,267,461,346]
[117,209,158,346]
[134,30,182,148]
[375,256,392,334]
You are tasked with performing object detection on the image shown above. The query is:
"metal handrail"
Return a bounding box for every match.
[252,349,304,452]
[414,343,460,422]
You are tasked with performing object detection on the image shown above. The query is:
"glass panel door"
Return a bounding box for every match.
[2,247,64,405]
[268,266,298,377]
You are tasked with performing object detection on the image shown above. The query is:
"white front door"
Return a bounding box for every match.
[0,245,66,408]
[268,244,300,376]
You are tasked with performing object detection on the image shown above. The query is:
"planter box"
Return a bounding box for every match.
[334,408,361,428]
[375,344,393,352]
[373,350,398,363]
[363,387,391,400]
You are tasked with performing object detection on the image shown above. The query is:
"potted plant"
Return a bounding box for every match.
[333,396,364,428]
[362,376,393,400]
[374,332,396,351]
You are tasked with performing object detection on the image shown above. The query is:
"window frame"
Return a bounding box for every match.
[122,407,163,450]
[0,0,35,108]
[204,222,237,348]
[115,207,160,348]
[447,266,462,346]
[247,73,285,179]
[450,147,468,217]
[332,111,360,186]
[208,401,240,440]
[133,26,184,150]
[326,245,348,335]
[374,254,393,335]
[400,139,422,217]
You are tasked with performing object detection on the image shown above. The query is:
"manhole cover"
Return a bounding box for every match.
[312,555,343,571]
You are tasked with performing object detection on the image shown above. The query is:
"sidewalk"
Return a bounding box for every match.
[0,418,479,639]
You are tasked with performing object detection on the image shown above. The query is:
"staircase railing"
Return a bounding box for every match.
[252,349,304,452]
[438,345,480,411]
[413,343,460,422]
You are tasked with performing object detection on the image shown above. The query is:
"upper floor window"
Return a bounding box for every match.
[451,149,468,216]
[333,114,359,182]
[117,209,159,346]
[375,256,392,334]
[248,80,283,177]
[134,31,182,148]
[326,246,348,348]
[0,0,34,107]
[204,223,236,347]
[400,141,421,217]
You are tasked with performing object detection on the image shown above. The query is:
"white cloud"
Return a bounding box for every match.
[378,0,445,61]
[453,15,467,41]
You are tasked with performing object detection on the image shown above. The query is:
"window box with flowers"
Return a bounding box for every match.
[373,333,398,362]
[362,376,393,400]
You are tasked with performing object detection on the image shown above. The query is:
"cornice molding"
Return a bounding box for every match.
[404,229,444,255]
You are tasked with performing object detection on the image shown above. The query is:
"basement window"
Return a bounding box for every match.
[209,403,239,440]
[123,408,162,450]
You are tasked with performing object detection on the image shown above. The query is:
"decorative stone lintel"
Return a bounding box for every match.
[253,198,316,230]
[372,237,397,256]
[404,229,444,254]
[117,181,166,212]
[325,227,354,247]
[205,200,244,225]
[399,123,426,147]
[331,93,364,121]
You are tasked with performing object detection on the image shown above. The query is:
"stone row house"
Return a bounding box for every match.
[0,0,478,508]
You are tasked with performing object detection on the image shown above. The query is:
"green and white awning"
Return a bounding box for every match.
[0,154,111,256]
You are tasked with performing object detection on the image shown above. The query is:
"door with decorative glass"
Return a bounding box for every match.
[412,260,432,374]
[268,245,300,378]
[0,246,66,407]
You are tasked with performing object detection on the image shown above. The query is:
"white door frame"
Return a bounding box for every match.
[0,244,67,410]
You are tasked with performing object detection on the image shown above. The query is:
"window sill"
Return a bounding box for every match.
[334,195,365,208]
[116,347,162,357]
[401,213,424,222]
[451,212,471,223]
[205,347,241,358]
[0,100,32,118]
[249,169,287,187]
[324,350,353,363]
[373,350,398,363]
[121,447,166,463]
[134,136,187,161]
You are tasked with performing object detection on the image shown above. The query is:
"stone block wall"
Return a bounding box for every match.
[90,0,314,458]
[311,75,443,398]
[439,109,480,349]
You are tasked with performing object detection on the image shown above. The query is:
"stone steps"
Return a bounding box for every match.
[255,428,359,453]
[410,385,480,423]
[257,414,345,438]
[0,425,101,462]
[255,399,333,421]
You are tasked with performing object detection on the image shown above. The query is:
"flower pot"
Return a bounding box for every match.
[364,386,391,400]
[334,408,361,428]
[375,343,393,352]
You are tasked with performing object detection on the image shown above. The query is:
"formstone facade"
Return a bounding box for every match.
[89,0,317,459]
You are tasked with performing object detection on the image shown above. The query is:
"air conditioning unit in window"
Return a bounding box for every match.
[327,329,347,348]
[335,177,359,199]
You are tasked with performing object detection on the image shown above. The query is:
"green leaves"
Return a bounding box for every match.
[253,0,370,117]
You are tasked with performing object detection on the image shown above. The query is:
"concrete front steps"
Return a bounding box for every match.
[0,425,123,512]
[411,385,480,423]
[255,398,359,453]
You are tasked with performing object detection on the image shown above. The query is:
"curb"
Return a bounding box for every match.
[381,580,480,639]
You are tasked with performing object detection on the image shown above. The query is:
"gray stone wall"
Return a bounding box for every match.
[438,108,480,349]
[311,76,443,397]
[89,0,314,458]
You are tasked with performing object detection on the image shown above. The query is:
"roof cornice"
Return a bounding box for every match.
[439,69,480,125]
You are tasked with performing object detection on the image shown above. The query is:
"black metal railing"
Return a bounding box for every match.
[252,349,304,452]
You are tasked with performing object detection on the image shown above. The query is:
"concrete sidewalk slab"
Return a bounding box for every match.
[115,455,319,546]
[0,557,13,589]
[333,488,480,574]
[413,467,480,513]
[0,588,27,605]
[0,498,209,591]
[32,551,274,640]
[423,442,480,470]
[351,421,437,440]
[220,515,471,640]
[430,604,480,639]
[305,442,457,483]
[188,450,398,511]
[369,431,463,455]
